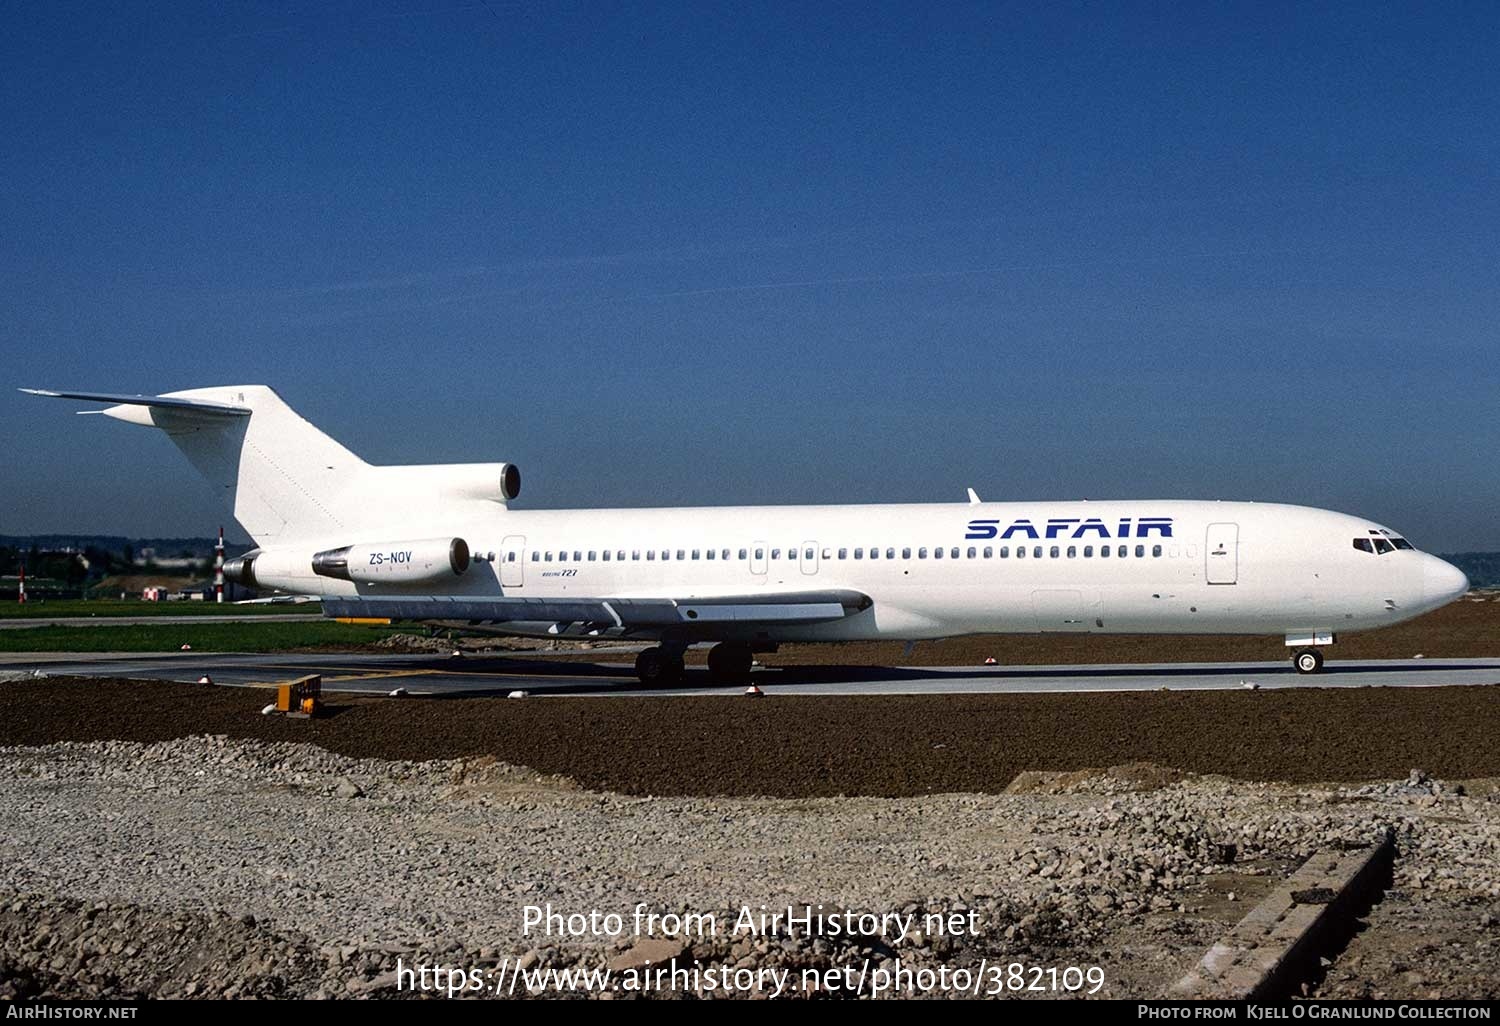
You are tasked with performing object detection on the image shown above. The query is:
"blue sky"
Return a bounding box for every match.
[2,2,1497,550]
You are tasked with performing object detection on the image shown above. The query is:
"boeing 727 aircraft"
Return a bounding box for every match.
[23,385,1470,683]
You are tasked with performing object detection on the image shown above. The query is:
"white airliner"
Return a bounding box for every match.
[24,385,1469,683]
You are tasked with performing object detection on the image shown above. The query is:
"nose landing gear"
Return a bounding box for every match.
[1292,648,1324,674]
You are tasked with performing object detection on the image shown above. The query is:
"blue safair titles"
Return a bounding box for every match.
[964,517,1175,541]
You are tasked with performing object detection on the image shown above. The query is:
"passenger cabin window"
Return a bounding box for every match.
[838,548,848,559]
[805,548,814,560]
[933,547,942,559]
[676,550,685,561]
[602,550,611,561]
[531,552,540,562]
[1100,545,1110,558]
[1135,545,1145,557]
[1067,546,1076,558]
[647,551,655,560]
[1117,545,1127,557]
[587,551,596,561]
[1084,545,1093,557]
[1152,545,1162,557]
[1000,546,1009,558]
[889,548,897,560]
[983,546,993,558]
[854,547,863,559]
[706,549,715,560]
[1016,546,1026,559]
[950,547,959,559]
[968,546,977,558]
[919,547,928,558]
[692,549,700,560]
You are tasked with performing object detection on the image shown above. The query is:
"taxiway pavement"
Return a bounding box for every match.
[2,651,1496,697]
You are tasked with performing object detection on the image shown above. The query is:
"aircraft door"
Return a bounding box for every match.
[1205,523,1238,585]
[500,534,525,587]
[800,541,819,575]
[750,540,768,581]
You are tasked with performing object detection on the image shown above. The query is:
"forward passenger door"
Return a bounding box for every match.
[1205,523,1239,585]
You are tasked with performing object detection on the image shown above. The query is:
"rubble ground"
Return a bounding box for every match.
[2,734,1496,1000]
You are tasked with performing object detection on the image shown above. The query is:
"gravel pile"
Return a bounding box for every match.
[3,735,1496,999]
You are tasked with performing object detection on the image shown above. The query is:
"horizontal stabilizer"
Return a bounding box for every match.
[19,388,251,417]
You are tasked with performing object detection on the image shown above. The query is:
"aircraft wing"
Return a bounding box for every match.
[319,590,871,630]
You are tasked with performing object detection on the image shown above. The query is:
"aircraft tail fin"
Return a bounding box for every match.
[22,385,367,545]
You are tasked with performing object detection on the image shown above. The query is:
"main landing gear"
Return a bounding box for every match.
[634,646,685,686]
[632,642,757,685]
[706,642,754,682]
[1292,648,1325,674]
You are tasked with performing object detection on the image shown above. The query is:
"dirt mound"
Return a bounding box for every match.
[3,678,1499,798]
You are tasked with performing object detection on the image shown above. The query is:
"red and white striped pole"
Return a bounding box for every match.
[214,526,224,604]
[17,562,25,605]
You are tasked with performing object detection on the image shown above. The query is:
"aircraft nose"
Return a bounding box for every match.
[1421,555,1470,606]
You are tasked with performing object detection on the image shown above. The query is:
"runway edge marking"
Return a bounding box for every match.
[1168,831,1396,999]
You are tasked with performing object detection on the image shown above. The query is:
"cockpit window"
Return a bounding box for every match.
[1355,534,1415,554]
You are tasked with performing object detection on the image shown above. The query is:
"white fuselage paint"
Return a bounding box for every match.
[267,499,1468,643]
[26,385,1467,648]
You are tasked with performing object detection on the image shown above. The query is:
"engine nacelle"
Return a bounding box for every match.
[222,548,323,593]
[363,462,519,503]
[312,537,471,584]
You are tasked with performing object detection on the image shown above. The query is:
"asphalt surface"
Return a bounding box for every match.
[3,650,1498,696]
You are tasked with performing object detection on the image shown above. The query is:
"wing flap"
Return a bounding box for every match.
[320,590,869,628]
